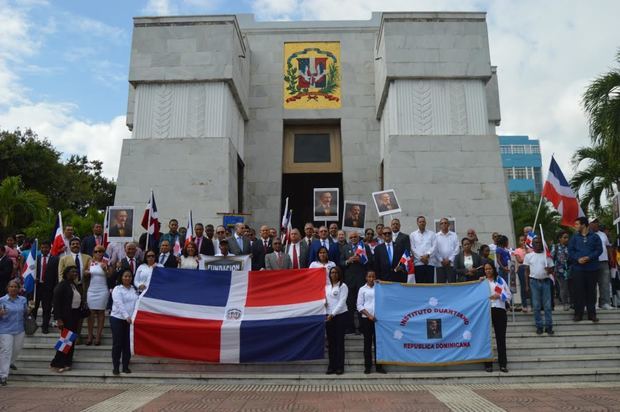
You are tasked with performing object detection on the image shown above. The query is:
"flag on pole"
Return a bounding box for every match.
[280,197,290,244]
[538,224,555,284]
[399,249,416,283]
[55,328,78,354]
[102,207,110,249]
[541,156,585,226]
[21,239,37,294]
[494,276,510,302]
[141,191,161,250]
[50,212,65,256]
[525,230,537,250]
[185,210,194,248]
[355,241,369,265]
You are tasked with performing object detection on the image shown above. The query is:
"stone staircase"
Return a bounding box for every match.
[11,310,620,385]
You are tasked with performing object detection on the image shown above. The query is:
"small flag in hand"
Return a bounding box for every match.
[495,277,509,302]
[355,241,368,265]
[55,328,77,354]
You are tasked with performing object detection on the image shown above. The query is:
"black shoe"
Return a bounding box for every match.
[112,368,120,376]
[344,328,355,335]
[9,364,17,371]
[485,367,493,373]
[545,328,554,335]
[355,329,361,336]
[500,367,509,373]
[376,366,387,374]
[335,369,344,375]
[42,327,49,334]
[573,315,582,322]
[326,368,335,375]
[364,368,371,374]
[122,368,131,374]
[536,328,543,335]
[0,378,7,386]
[590,317,600,323]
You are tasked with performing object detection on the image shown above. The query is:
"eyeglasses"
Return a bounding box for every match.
[216,231,225,234]
[383,232,392,236]
[94,250,104,254]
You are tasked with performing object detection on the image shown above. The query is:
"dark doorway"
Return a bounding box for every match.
[282,173,343,230]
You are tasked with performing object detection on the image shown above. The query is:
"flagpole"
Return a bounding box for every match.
[32,238,38,306]
[146,190,153,251]
[532,154,554,230]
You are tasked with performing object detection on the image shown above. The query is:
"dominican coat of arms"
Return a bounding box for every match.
[283,42,341,109]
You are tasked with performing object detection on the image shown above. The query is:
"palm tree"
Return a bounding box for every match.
[570,144,620,212]
[582,49,620,161]
[0,176,47,235]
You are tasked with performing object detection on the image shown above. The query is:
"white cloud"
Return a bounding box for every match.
[143,0,177,15]
[71,15,126,42]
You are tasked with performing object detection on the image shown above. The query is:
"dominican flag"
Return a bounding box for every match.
[525,230,537,250]
[280,197,292,246]
[494,276,509,302]
[355,241,368,265]
[542,156,585,226]
[55,328,78,354]
[50,212,65,256]
[399,250,415,283]
[132,268,326,363]
[141,191,161,250]
[21,239,37,294]
[185,210,194,248]
[102,207,110,249]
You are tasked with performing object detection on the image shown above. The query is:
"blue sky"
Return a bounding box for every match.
[1,0,620,185]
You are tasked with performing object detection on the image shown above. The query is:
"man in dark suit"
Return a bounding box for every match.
[157,240,178,268]
[390,218,411,253]
[374,227,407,283]
[32,240,59,333]
[227,222,251,255]
[251,225,273,270]
[81,223,104,256]
[0,246,13,294]
[286,229,309,269]
[343,231,373,333]
[114,242,142,286]
[192,223,215,256]
[308,226,340,264]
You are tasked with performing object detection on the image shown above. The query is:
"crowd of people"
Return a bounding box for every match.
[0,214,618,383]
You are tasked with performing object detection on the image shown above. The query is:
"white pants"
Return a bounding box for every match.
[0,332,25,379]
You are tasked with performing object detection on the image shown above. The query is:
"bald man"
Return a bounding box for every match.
[250,225,273,270]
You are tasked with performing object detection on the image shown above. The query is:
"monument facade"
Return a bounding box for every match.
[115,12,514,242]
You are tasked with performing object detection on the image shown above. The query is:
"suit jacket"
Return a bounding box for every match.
[308,239,340,265]
[285,242,309,269]
[264,251,293,270]
[53,280,82,322]
[109,225,131,238]
[58,253,92,293]
[314,204,336,217]
[81,234,104,256]
[37,254,59,292]
[343,243,373,288]
[454,251,483,280]
[192,236,215,256]
[373,242,407,283]
[0,255,13,294]
[156,252,178,268]
[393,232,411,254]
[113,256,142,287]
[251,237,273,271]
[227,235,251,256]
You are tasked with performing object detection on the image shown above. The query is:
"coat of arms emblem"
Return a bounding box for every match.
[283,42,341,109]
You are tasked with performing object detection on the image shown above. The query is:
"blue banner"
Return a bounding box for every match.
[375,281,492,365]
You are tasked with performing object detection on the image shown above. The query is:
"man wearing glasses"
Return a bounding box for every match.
[373,228,407,282]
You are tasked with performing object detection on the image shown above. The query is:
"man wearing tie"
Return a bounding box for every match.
[373,228,406,282]
[81,223,104,256]
[250,225,273,270]
[303,223,315,247]
[192,223,215,256]
[157,240,177,268]
[286,229,308,269]
[308,226,340,264]
[32,240,59,334]
[265,238,292,270]
[114,243,141,284]
[227,222,251,255]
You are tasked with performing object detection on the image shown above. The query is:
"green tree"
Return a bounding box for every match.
[510,193,561,243]
[582,49,620,163]
[570,144,620,213]
[0,176,48,238]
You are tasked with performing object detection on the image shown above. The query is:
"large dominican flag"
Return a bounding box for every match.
[132,268,326,363]
[542,156,585,226]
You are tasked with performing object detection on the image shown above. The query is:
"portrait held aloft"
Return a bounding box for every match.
[342,201,366,232]
[313,188,339,222]
[108,206,134,242]
[372,189,401,217]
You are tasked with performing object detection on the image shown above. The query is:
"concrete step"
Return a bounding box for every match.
[9,366,620,385]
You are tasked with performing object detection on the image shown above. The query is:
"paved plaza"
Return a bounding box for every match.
[2,382,620,411]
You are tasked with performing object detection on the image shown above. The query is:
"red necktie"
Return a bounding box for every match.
[264,240,268,252]
[41,256,47,282]
[130,258,135,274]
[292,245,299,269]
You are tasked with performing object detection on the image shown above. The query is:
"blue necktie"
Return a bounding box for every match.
[387,244,393,265]
[237,236,243,251]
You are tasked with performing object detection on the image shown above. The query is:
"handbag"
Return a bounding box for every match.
[24,315,38,335]
[79,303,91,319]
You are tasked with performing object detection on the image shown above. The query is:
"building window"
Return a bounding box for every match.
[530,145,540,154]
[512,145,525,154]
[500,145,511,154]
[534,167,542,192]
[504,168,513,180]
[513,167,527,179]
[293,133,331,163]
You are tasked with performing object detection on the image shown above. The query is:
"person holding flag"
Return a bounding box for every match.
[524,237,555,335]
[20,239,38,296]
[0,280,28,386]
[342,231,372,334]
[483,262,511,373]
[50,266,83,373]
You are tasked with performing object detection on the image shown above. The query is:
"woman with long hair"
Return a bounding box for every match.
[325,266,348,375]
[482,262,511,373]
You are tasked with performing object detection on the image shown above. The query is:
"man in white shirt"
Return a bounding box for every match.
[524,238,555,335]
[434,218,459,283]
[590,219,613,309]
[410,216,436,283]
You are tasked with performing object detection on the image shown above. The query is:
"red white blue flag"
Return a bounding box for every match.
[399,250,416,283]
[185,210,194,248]
[21,239,37,294]
[141,191,161,250]
[55,328,77,354]
[132,268,327,363]
[50,212,65,256]
[494,276,509,302]
[355,241,368,265]
[542,156,585,226]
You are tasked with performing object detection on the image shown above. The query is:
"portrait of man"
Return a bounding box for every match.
[313,188,339,221]
[108,206,134,242]
[342,201,367,231]
[426,319,442,339]
[372,189,402,217]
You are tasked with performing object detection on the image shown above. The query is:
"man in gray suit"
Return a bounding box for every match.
[285,229,308,269]
[227,222,251,255]
[265,238,292,270]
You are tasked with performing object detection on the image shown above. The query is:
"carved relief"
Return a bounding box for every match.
[155,85,173,139]
[450,82,468,135]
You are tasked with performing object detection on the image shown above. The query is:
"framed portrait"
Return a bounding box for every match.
[372,189,401,217]
[108,206,135,243]
[426,319,443,340]
[342,201,367,233]
[434,218,456,234]
[313,188,339,222]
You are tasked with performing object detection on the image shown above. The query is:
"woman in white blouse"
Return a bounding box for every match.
[134,250,160,292]
[325,266,348,375]
[482,262,511,373]
[309,246,336,285]
[178,242,201,269]
[110,270,139,376]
